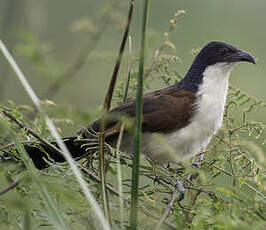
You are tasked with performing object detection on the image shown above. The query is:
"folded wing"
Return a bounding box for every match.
[80,87,196,138]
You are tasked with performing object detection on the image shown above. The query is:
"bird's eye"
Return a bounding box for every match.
[219,48,230,56]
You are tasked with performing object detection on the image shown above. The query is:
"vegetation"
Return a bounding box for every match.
[0,1,265,229]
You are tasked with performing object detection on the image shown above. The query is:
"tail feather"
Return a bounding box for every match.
[23,136,87,170]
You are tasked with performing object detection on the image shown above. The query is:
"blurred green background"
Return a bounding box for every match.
[0,0,265,125]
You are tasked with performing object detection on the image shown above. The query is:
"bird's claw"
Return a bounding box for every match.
[174,178,186,201]
[154,176,186,201]
[153,153,205,201]
[153,176,171,185]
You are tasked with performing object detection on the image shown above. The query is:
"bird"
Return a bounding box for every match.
[8,41,256,170]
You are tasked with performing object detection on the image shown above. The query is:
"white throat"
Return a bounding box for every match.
[196,62,234,115]
[194,62,234,133]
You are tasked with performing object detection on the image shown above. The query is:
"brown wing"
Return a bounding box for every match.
[79,88,196,137]
[141,88,196,133]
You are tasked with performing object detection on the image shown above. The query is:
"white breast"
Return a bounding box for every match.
[140,63,234,163]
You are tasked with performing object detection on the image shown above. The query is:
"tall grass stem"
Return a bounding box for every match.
[130,0,150,229]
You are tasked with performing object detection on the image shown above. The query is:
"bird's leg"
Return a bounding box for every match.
[187,150,206,181]
[153,176,171,185]
[155,152,206,201]
[174,178,186,201]
[151,161,162,185]
[175,150,206,200]
[192,152,205,168]
[153,162,172,185]
[154,175,186,201]
[152,162,186,201]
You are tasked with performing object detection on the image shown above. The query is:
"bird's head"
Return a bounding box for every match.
[179,41,256,92]
[194,41,256,67]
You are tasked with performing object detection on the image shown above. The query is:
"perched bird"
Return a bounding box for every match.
[17,41,256,170]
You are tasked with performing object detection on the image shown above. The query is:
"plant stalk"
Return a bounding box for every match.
[130,0,150,229]
[98,0,135,224]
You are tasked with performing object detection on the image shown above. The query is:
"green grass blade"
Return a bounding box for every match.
[130,0,150,229]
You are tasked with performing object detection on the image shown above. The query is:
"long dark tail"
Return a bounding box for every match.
[23,136,87,170]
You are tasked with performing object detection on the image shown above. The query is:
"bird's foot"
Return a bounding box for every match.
[174,178,186,201]
[153,154,205,201]
[153,176,172,185]
[185,153,206,190]
[192,152,205,168]
[191,162,200,168]
[153,176,186,201]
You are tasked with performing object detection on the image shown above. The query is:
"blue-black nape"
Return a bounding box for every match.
[177,41,250,92]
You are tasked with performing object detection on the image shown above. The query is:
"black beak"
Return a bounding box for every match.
[225,50,256,64]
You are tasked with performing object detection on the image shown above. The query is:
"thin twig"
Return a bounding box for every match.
[123,36,133,102]
[229,84,266,109]
[225,103,237,186]
[78,164,121,197]
[1,108,65,157]
[140,207,176,229]
[214,134,264,172]
[186,186,229,204]
[0,142,15,151]
[102,0,135,110]
[213,164,232,177]
[213,164,265,199]
[156,185,179,230]
[0,178,21,195]
[242,182,266,199]
[115,123,126,230]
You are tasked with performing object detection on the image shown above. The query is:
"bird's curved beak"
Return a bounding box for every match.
[225,50,256,64]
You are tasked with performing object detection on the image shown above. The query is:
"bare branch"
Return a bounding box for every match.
[0,178,21,196]
[156,185,179,230]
